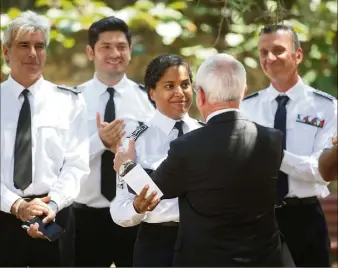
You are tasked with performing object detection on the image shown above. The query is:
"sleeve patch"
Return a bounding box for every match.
[313,90,335,101]
[243,92,259,101]
[127,125,149,141]
[57,85,80,94]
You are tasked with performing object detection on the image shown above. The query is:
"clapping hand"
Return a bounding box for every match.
[114,138,136,173]
[96,112,125,153]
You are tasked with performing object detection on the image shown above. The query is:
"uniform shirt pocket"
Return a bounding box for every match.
[35,117,69,171]
[287,119,318,155]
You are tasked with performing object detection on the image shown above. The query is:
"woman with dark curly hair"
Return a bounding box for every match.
[110,54,204,267]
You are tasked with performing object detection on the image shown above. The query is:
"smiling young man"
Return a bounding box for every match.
[241,24,337,267]
[72,16,155,267]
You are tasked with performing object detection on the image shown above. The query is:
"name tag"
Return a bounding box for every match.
[296,114,325,128]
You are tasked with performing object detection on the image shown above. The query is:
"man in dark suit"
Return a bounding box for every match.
[114,53,284,267]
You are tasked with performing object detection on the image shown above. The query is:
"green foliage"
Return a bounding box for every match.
[0,0,337,97]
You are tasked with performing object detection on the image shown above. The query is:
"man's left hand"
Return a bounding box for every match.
[27,222,46,239]
[26,196,57,239]
[114,138,136,173]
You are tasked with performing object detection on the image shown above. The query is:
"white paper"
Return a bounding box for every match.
[123,164,163,199]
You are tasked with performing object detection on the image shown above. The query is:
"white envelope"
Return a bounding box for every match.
[123,164,163,200]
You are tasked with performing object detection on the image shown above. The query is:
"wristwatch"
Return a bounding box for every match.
[119,160,136,177]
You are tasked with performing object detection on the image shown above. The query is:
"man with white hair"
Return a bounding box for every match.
[0,11,89,267]
[113,53,285,266]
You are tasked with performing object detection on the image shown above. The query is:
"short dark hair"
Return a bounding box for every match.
[88,16,132,49]
[259,24,300,50]
[144,54,193,92]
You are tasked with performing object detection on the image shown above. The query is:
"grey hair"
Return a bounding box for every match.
[195,53,247,103]
[2,10,50,47]
[259,24,300,51]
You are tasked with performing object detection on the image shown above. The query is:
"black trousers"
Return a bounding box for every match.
[276,199,331,267]
[73,204,138,267]
[0,206,72,267]
[133,222,178,267]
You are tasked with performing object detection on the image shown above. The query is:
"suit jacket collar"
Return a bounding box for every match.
[207,110,245,125]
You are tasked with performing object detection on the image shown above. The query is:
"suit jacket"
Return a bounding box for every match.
[152,111,284,267]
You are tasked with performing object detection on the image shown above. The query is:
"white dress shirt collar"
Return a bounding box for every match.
[151,110,196,136]
[8,74,44,99]
[206,108,240,123]
[267,76,305,103]
[93,73,129,95]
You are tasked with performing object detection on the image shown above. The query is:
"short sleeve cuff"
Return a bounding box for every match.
[91,132,106,154]
[48,192,63,212]
[112,200,144,227]
[280,150,297,175]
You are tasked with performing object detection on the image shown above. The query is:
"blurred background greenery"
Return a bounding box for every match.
[1,0,337,192]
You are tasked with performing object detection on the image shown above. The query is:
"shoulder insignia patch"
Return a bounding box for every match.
[197,120,206,126]
[138,84,146,92]
[57,85,80,95]
[243,91,259,101]
[127,124,149,141]
[313,90,335,101]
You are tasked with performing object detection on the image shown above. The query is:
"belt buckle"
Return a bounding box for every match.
[274,201,286,208]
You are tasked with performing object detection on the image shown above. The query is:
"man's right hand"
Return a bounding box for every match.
[96,112,126,152]
[15,198,51,222]
[133,185,160,214]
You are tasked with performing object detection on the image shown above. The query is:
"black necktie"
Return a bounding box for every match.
[14,89,32,190]
[101,87,116,201]
[174,121,184,137]
[274,95,290,202]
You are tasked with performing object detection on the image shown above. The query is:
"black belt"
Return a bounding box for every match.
[145,221,179,227]
[275,196,318,208]
[22,193,48,201]
[72,202,108,211]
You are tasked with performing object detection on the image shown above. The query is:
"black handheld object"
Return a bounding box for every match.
[22,217,65,242]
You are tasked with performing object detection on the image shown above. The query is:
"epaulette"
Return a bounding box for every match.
[127,124,148,141]
[57,85,81,95]
[138,84,146,92]
[313,90,335,102]
[197,120,206,126]
[243,91,259,101]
